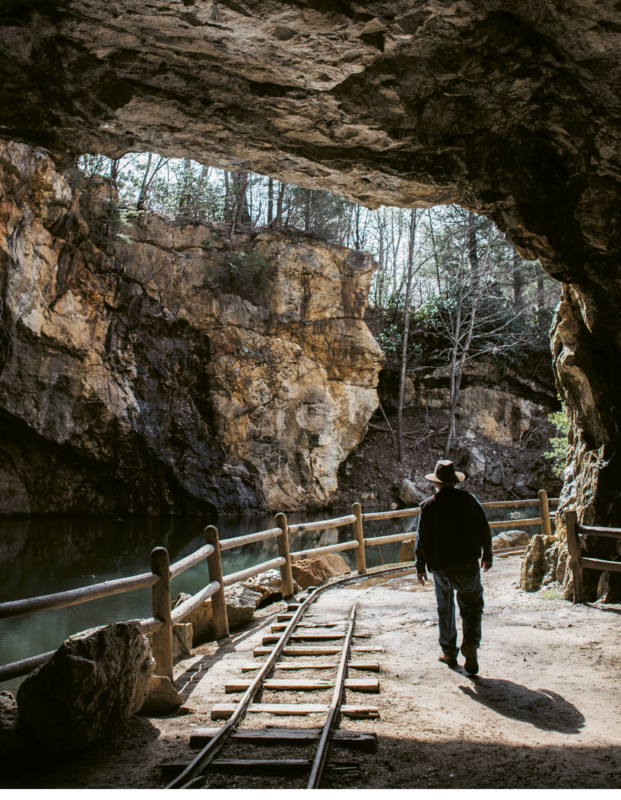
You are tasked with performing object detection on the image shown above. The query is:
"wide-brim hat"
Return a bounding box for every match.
[425,459,465,484]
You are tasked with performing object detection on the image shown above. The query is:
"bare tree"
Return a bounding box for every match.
[397,209,417,462]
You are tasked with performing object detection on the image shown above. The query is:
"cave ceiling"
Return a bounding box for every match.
[1,1,621,285]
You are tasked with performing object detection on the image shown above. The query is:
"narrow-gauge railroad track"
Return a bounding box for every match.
[164,565,417,789]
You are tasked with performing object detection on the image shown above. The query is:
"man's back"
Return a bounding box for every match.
[415,486,492,573]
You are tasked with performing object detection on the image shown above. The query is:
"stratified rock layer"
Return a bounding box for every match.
[0,142,383,514]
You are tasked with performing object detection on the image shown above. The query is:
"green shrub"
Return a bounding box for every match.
[544,401,569,478]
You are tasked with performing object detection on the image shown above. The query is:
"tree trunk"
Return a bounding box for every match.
[397,209,417,463]
[537,275,545,326]
[304,189,312,232]
[224,171,232,223]
[513,248,525,308]
[467,211,479,287]
[267,178,273,224]
[136,153,153,210]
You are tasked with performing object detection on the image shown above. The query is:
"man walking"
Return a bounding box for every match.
[415,459,493,674]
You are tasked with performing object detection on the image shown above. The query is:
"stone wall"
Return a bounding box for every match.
[0,142,383,514]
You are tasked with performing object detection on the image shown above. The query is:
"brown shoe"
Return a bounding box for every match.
[461,643,479,674]
[438,652,458,667]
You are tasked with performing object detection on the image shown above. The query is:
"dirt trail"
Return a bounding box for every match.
[3,555,621,789]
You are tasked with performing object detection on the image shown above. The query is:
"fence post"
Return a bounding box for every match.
[539,488,553,537]
[565,509,584,604]
[275,512,295,598]
[204,525,230,639]
[150,547,173,681]
[352,502,367,575]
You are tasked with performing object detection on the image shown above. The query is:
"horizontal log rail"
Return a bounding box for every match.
[362,508,420,522]
[489,517,543,529]
[222,557,286,587]
[170,544,215,579]
[287,515,356,535]
[363,531,415,547]
[290,541,359,562]
[170,581,221,626]
[481,498,540,509]
[579,557,621,573]
[577,525,621,538]
[0,571,160,621]
[219,528,282,552]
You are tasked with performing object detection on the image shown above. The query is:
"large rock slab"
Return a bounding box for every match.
[492,531,530,551]
[173,583,264,645]
[399,479,427,506]
[16,622,155,756]
[242,569,301,607]
[291,554,351,590]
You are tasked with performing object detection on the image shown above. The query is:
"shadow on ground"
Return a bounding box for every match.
[457,676,585,733]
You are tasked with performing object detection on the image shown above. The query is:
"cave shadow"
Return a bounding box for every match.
[457,676,585,734]
[584,603,621,616]
[173,605,284,704]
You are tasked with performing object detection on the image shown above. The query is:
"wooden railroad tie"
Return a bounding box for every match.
[225,678,380,693]
[254,645,383,656]
[210,703,380,719]
[189,727,378,752]
[262,632,371,644]
[162,759,361,779]
[241,661,380,672]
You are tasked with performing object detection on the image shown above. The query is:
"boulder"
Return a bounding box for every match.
[520,535,546,592]
[0,691,37,768]
[465,446,486,480]
[291,554,351,590]
[492,530,530,551]
[172,623,193,662]
[173,583,264,645]
[242,569,300,607]
[399,538,416,563]
[16,622,155,756]
[399,478,427,506]
[140,675,183,716]
[596,571,621,603]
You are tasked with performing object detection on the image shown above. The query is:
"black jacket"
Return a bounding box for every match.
[415,486,493,574]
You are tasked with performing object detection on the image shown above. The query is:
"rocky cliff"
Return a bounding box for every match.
[0,142,383,514]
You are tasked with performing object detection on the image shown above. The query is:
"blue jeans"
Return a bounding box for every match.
[432,569,484,657]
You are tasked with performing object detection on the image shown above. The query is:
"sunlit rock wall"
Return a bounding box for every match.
[0,142,383,514]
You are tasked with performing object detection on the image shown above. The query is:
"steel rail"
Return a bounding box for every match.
[167,563,419,789]
[166,583,325,788]
[307,602,357,789]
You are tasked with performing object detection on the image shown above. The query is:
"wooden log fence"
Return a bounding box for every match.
[0,491,560,683]
[565,509,621,603]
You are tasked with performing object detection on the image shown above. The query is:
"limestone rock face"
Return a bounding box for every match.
[291,553,351,590]
[0,142,383,514]
[16,622,155,756]
[520,535,546,593]
[492,531,530,551]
